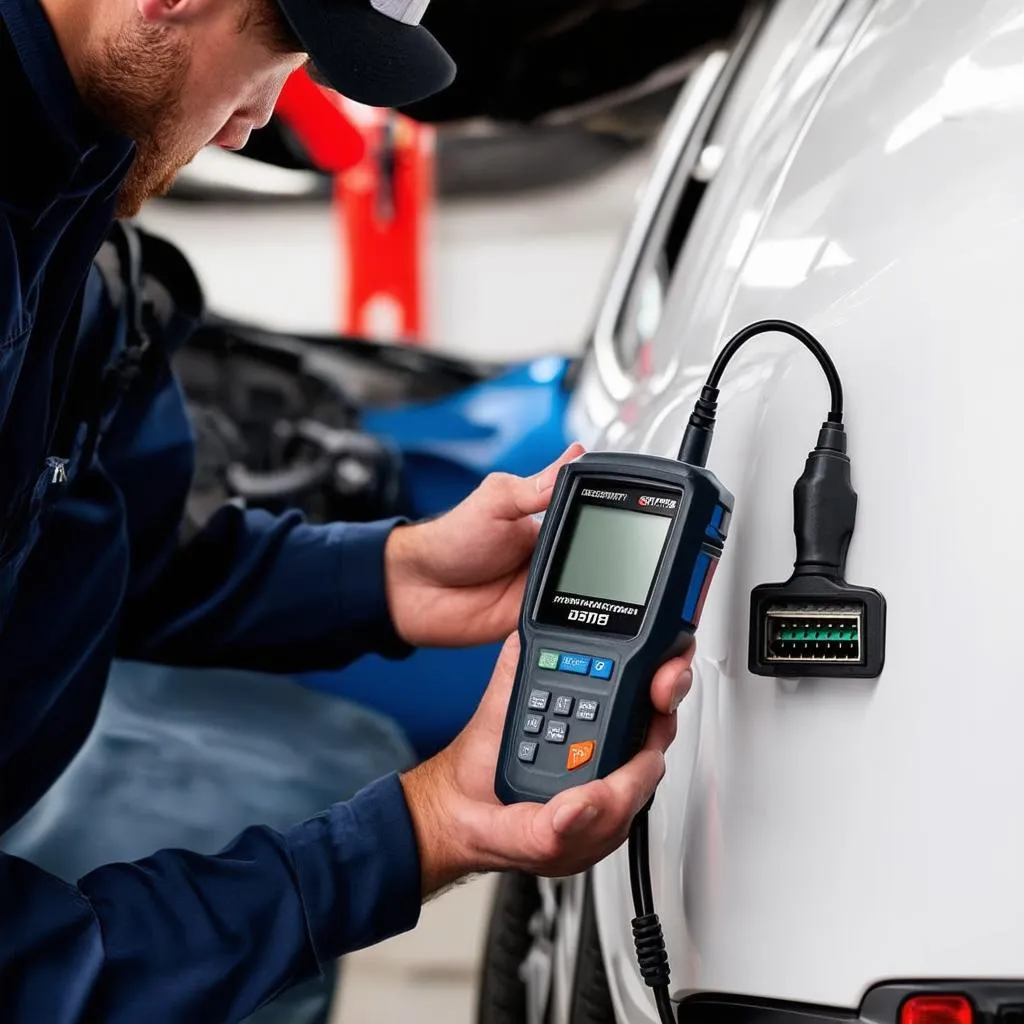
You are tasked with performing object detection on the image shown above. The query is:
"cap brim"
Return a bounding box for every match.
[277,0,455,108]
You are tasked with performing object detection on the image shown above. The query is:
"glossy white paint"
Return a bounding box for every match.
[566,0,1024,1019]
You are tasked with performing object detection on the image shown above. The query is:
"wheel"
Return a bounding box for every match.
[568,874,617,1024]
[477,870,545,1024]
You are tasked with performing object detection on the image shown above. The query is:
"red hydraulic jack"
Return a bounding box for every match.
[274,68,435,345]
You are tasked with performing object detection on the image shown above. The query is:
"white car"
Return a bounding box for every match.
[478,1,1024,1022]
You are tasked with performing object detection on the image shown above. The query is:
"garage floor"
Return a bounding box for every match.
[135,143,649,1023]
[328,875,498,1023]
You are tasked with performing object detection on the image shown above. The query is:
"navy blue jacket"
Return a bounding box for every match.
[0,0,425,1018]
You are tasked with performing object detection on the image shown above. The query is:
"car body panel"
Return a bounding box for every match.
[563,0,1024,1018]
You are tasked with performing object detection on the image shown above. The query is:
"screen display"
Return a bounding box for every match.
[555,504,671,607]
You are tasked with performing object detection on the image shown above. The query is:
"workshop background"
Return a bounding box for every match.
[117,5,749,1021]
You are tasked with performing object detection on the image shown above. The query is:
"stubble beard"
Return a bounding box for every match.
[79,19,199,218]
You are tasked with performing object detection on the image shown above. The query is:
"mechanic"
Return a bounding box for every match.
[0,0,696,1019]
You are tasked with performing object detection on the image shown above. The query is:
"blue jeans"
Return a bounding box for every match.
[1,660,417,1024]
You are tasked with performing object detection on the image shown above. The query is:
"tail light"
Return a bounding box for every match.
[901,995,974,1024]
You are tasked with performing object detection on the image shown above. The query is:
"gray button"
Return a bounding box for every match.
[545,721,568,744]
[524,713,544,735]
[576,700,599,722]
[518,741,538,763]
[553,695,574,717]
[528,689,551,711]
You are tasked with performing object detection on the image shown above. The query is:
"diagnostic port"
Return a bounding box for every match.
[749,576,885,678]
[764,606,861,663]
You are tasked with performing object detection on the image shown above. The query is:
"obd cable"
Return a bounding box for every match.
[628,318,885,1024]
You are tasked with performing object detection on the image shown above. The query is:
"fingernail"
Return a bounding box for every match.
[671,669,693,712]
[552,802,598,836]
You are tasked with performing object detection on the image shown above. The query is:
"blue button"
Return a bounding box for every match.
[589,658,614,680]
[558,653,591,675]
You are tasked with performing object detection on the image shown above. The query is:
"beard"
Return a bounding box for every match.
[79,20,198,218]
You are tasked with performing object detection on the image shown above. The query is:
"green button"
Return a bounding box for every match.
[538,650,560,670]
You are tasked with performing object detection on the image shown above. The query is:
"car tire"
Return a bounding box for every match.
[568,874,617,1024]
[477,870,545,1024]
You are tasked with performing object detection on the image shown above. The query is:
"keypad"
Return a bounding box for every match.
[519,648,611,772]
[545,721,568,744]
[528,689,551,711]
[518,741,538,763]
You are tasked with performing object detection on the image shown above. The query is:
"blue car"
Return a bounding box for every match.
[176,311,576,759]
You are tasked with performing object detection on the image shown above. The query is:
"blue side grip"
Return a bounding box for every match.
[682,551,712,623]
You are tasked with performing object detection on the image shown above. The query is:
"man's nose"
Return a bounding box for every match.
[213,122,255,151]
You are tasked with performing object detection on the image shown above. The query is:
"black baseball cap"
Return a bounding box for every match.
[277,0,456,108]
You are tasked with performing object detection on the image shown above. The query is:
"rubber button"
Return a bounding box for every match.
[524,713,544,735]
[518,741,538,763]
[553,695,574,716]
[589,658,613,680]
[558,653,591,675]
[567,741,596,771]
[576,700,599,722]
[545,721,568,744]
[528,689,551,711]
[538,649,560,671]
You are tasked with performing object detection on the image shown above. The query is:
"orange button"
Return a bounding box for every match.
[567,740,596,772]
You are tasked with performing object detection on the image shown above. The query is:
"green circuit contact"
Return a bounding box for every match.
[765,608,863,662]
[777,626,858,642]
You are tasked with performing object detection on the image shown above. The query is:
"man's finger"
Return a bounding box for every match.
[602,735,672,813]
[478,632,521,710]
[490,443,586,520]
[544,722,671,835]
[649,654,695,716]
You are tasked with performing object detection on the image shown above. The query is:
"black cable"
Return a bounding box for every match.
[705,318,843,420]
[677,318,843,467]
[628,807,675,1024]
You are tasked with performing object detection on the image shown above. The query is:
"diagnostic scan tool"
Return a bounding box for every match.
[495,451,732,804]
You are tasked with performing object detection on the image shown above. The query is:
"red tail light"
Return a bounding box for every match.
[901,995,974,1024]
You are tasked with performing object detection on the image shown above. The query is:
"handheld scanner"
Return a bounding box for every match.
[495,451,733,805]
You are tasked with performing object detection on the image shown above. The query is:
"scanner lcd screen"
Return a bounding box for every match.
[555,505,671,607]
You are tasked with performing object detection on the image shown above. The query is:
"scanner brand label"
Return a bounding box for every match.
[638,495,678,510]
[580,489,628,501]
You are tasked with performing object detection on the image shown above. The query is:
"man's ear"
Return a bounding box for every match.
[136,0,202,26]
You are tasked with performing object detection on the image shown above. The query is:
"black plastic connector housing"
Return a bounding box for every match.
[748,420,886,678]
[749,575,886,677]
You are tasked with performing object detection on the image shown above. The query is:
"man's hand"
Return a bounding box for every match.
[399,634,694,895]
[384,443,586,648]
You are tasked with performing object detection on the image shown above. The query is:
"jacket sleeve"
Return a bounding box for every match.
[96,287,414,673]
[0,773,422,1024]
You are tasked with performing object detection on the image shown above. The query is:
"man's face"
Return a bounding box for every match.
[80,0,308,217]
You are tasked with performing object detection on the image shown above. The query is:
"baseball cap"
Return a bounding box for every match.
[276,0,456,108]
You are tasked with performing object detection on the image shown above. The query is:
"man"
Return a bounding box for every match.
[0,0,695,1019]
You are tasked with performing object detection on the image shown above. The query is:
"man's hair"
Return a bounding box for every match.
[239,0,303,53]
